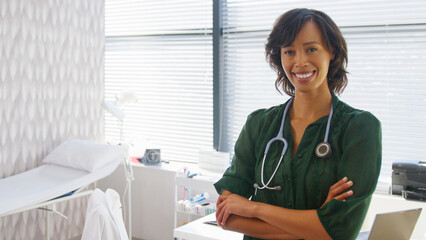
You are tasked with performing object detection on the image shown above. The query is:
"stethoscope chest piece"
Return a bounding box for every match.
[315,142,332,158]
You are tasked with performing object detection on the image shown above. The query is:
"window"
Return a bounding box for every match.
[105,1,426,192]
[105,1,213,162]
[220,0,426,192]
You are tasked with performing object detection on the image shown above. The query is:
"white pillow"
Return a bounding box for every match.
[42,139,126,172]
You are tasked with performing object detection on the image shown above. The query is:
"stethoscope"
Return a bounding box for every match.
[253,97,334,195]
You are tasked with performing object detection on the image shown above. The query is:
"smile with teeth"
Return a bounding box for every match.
[294,71,314,79]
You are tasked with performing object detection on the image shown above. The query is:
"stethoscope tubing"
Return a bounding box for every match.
[258,98,293,192]
[324,104,333,143]
[260,154,285,189]
[254,97,333,195]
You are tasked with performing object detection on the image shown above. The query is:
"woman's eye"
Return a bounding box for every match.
[307,48,317,53]
[283,50,294,55]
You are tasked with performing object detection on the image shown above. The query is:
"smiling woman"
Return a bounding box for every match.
[280,21,334,96]
[214,8,381,240]
[266,9,348,97]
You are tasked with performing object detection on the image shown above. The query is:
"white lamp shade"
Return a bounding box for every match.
[103,101,125,120]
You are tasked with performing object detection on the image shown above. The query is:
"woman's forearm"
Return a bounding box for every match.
[216,190,330,239]
[217,175,353,239]
[253,202,331,240]
[222,215,299,240]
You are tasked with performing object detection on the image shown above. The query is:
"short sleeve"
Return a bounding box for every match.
[317,111,382,240]
[214,110,261,198]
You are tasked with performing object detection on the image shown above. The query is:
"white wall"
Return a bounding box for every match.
[0,0,104,239]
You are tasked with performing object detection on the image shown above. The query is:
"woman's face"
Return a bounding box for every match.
[280,20,333,95]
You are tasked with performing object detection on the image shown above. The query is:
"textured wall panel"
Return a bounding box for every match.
[0,0,104,239]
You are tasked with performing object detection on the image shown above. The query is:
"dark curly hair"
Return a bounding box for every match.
[265,8,348,96]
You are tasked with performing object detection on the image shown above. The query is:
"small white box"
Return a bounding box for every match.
[198,150,230,173]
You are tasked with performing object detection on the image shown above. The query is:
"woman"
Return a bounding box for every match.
[214,8,381,240]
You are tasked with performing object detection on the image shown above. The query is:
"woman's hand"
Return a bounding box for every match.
[216,191,255,227]
[321,177,354,208]
[216,190,232,208]
[215,190,232,224]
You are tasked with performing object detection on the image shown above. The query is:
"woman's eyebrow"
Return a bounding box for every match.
[303,41,320,46]
[282,41,320,48]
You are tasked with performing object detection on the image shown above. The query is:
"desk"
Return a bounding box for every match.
[174,205,425,240]
[174,213,243,240]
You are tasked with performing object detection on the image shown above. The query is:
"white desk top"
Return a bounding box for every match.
[174,209,425,240]
[174,213,243,240]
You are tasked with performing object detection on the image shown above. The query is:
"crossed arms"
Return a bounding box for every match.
[216,177,354,240]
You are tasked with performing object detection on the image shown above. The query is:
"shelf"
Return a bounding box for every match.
[176,209,215,216]
[175,171,221,229]
[175,176,219,192]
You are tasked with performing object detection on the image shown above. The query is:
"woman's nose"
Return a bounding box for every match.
[295,52,307,67]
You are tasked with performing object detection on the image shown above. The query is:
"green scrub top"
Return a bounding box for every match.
[214,94,382,240]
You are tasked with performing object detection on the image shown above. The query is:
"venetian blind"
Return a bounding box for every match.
[220,0,426,192]
[104,0,213,162]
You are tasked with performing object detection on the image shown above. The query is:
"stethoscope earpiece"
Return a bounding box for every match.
[315,142,332,158]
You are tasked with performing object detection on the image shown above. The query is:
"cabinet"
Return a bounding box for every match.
[175,174,220,227]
